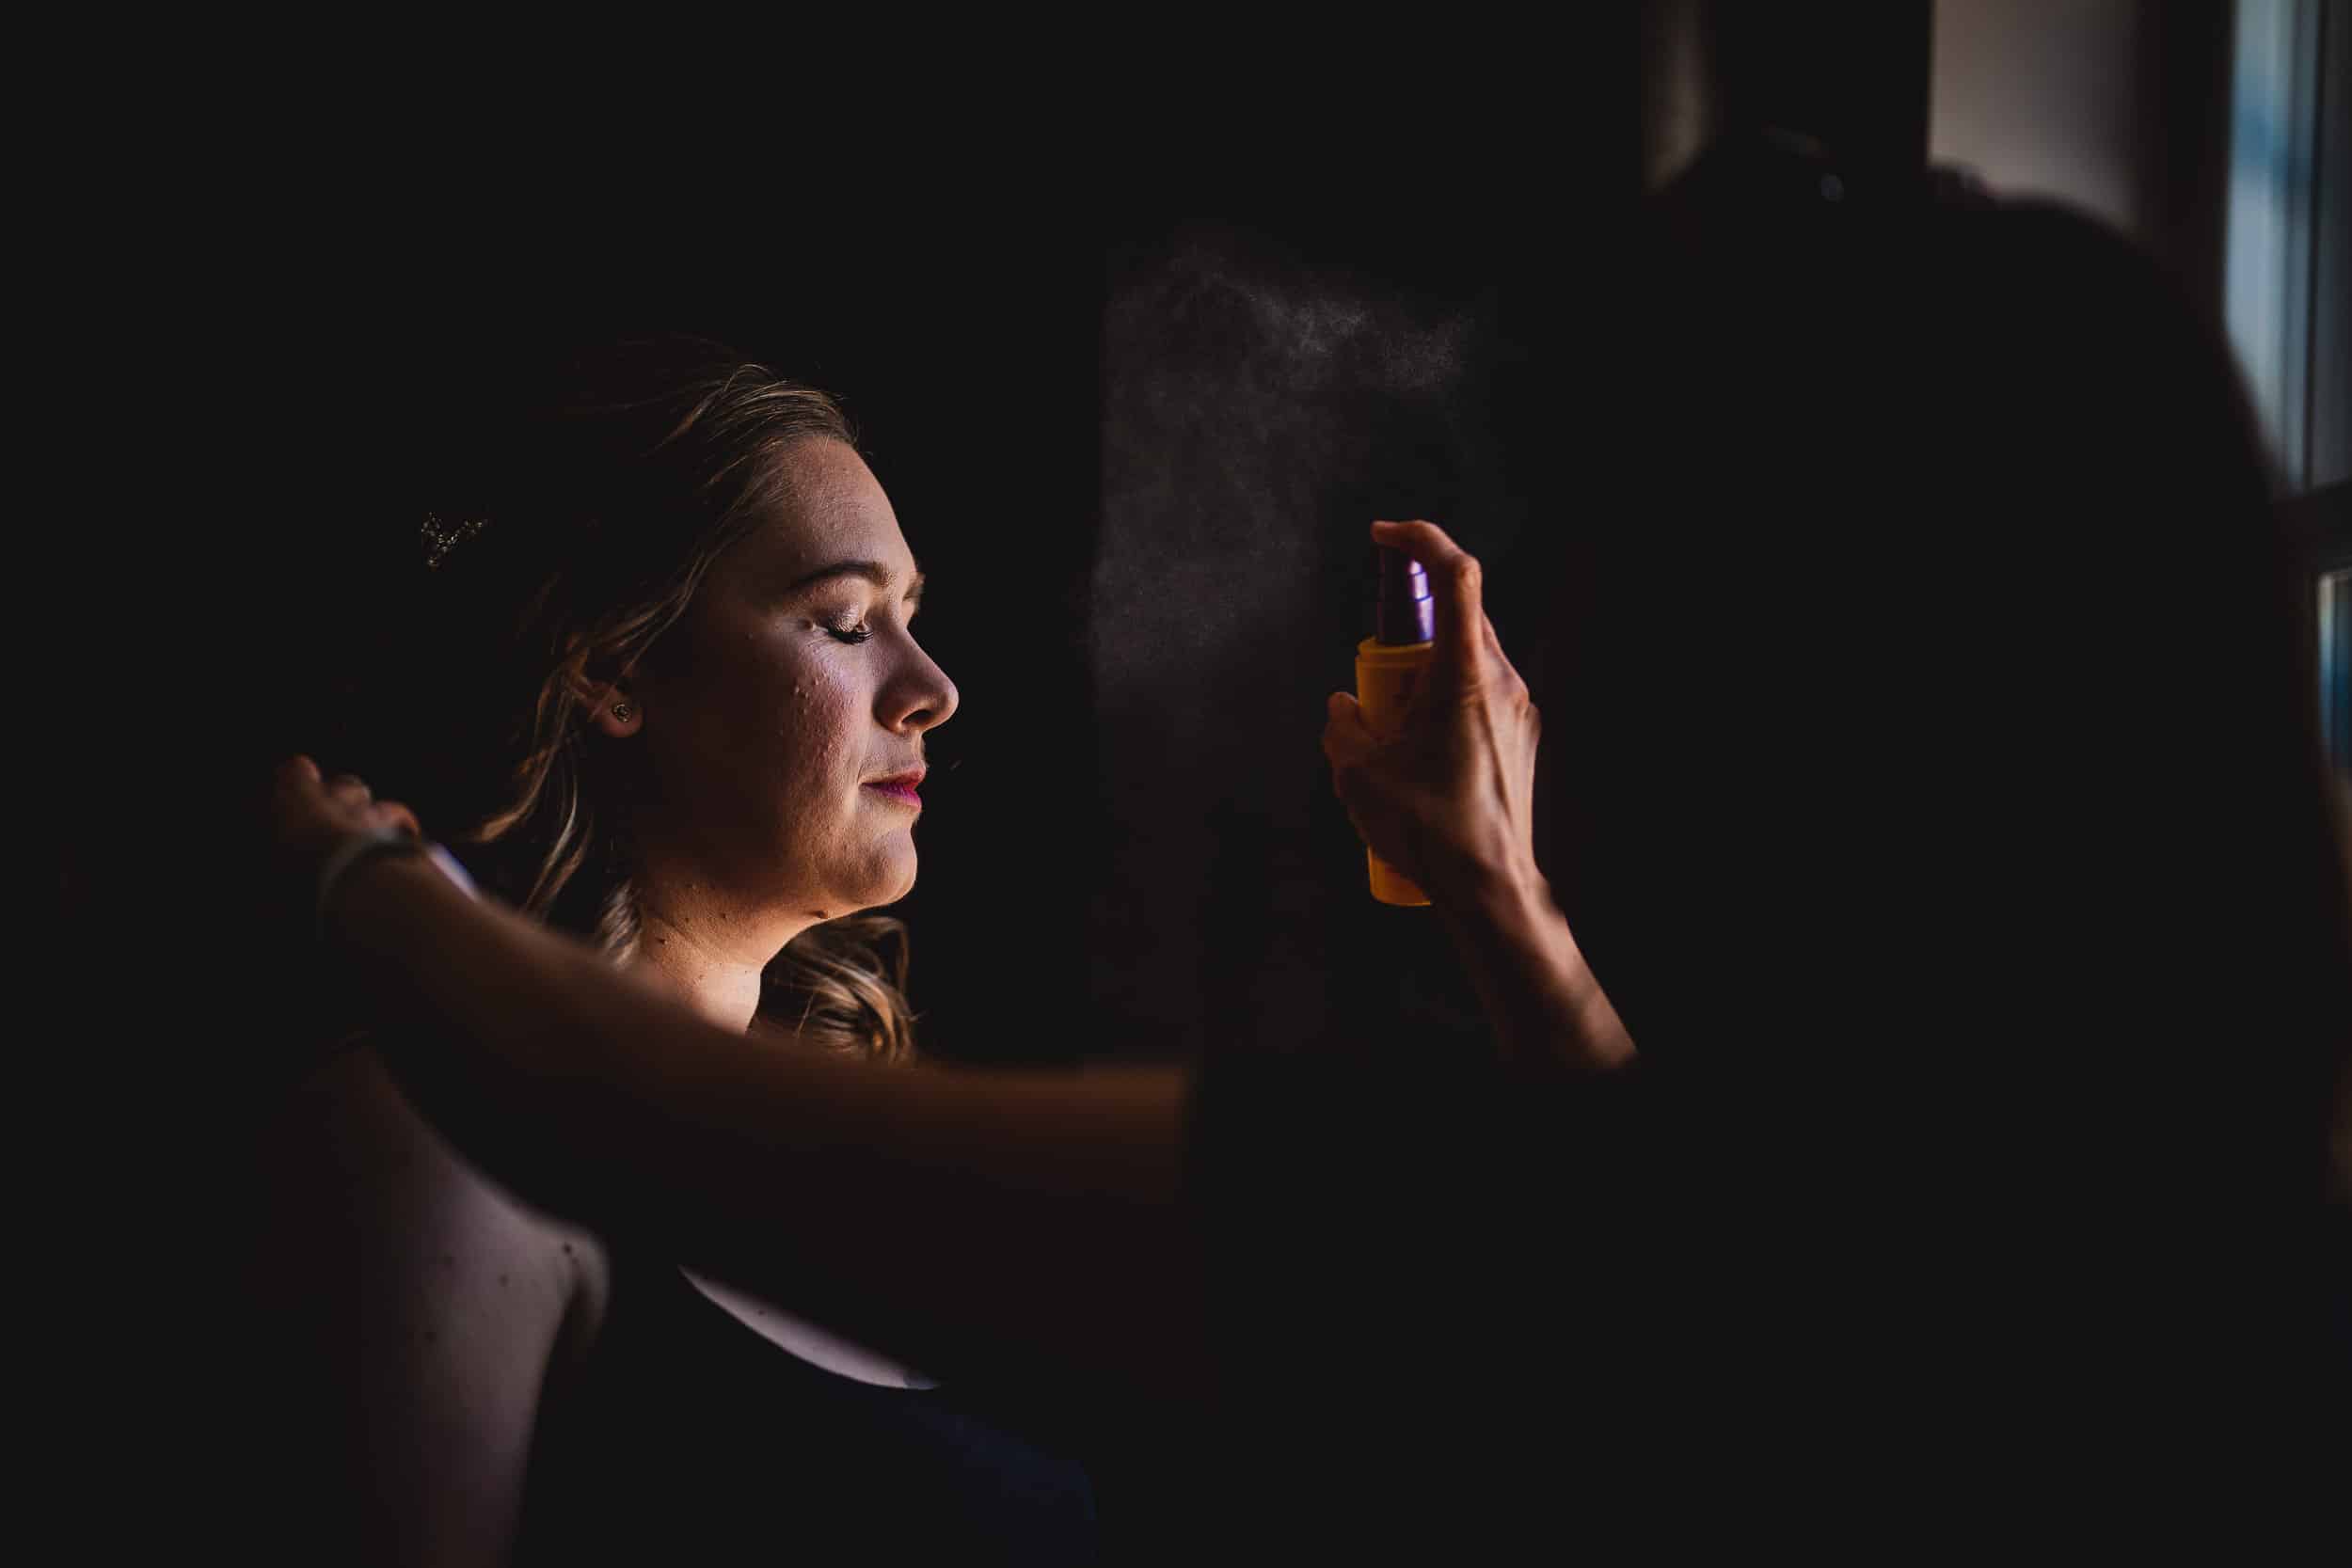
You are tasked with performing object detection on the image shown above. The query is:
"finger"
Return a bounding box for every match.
[373,801,423,840]
[323,774,374,806]
[1373,518,1483,674]
[273,756,320,817]
[1323,690,1375,766]
[273,754,323,803]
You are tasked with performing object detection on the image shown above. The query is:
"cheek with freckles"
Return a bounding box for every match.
[764,659,918,911]
[642,607,919,913]
[641,627,822,879]
[740,651,845,828]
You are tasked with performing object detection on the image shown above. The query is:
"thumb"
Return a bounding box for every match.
[373,801,424,840]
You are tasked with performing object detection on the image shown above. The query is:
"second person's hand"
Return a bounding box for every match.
[1323,518,1544,911]
[1322,519,1633,1071]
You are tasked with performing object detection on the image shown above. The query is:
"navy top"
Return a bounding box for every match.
[512,1238,1097,1564]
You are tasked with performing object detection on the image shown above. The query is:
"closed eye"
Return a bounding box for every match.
[821,600,920,645]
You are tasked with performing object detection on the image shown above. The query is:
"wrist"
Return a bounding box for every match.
[315,832,479,946]
[314,829,424,942]
[1432,853,1552,929]
[1434,862,1636,1073]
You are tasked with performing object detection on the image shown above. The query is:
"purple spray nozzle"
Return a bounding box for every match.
[1372,545,1435,645]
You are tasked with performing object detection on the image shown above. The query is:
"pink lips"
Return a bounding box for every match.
[863,770,924,807]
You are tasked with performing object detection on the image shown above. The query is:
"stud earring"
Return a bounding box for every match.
[612,703,633,721]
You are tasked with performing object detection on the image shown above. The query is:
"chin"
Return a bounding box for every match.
[836,849,918,912]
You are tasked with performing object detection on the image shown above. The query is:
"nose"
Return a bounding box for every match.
[887,642,959,735]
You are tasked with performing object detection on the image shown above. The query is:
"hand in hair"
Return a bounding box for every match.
[271,754,423,879]
[267,755,450,1061]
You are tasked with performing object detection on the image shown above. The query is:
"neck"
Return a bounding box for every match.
[625,861,822,1034]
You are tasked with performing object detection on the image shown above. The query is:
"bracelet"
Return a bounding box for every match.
[313,830,481,944]
[421,841,481,903]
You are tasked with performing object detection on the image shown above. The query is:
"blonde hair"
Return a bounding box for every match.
[432,334,917,1064]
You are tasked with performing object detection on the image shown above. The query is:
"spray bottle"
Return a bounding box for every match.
[1355,543,1436,906]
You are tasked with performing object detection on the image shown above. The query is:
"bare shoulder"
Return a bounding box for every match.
[250,1039,612,1562]
[262,1040,610,1343]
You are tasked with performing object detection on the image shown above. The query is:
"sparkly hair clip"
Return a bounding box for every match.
[421,510,491,570]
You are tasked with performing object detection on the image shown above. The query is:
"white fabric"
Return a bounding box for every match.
[678,1266,940,1390]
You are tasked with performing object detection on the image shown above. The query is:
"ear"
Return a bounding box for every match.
[579,676,644,739]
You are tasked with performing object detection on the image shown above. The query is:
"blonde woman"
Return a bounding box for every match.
[254,335,1061,1565]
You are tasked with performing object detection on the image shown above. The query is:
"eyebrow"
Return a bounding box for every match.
[783,560,927,602]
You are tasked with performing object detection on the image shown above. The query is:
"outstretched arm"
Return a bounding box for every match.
[315,834,1215,1416]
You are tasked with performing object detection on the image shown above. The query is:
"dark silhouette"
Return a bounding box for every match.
[1211,130,2352,1552]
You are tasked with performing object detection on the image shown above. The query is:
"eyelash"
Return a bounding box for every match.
[824,614,921,646]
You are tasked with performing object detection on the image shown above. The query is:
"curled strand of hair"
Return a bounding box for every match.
[523,784,589,918]
[595,876,643,964]
[469,647,589,846]
[765,915,917,1064]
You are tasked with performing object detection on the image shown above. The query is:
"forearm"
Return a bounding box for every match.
[328,852,1188,1195]
[1434,865,1635,1072]
[322,852,1213,1409]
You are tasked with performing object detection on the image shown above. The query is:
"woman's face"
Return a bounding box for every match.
[624,437,958,923]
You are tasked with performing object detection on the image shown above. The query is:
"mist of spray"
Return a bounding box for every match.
[1089,227,1511,1059]
[1094,232,1480,705]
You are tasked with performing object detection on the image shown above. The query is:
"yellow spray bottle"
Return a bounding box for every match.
[1355,543,1436,906]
